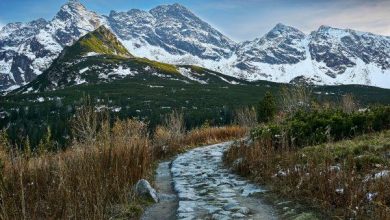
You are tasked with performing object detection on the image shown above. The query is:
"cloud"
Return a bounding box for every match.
[303,2,390,36]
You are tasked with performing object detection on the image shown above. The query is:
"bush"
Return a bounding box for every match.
[251,106,390,149]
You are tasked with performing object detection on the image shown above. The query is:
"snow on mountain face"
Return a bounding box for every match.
[1,0,390,91]
[231,23,307,79]
[108,3,236,62]
[309,26,390,78]
[50,0,103,46]
[0,0,103,91]
[228,24,390,88]
[236,23,306,66]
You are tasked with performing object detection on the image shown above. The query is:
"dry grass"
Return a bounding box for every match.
[224,130,390,219]
[234,107,258,130]
[280,85,312,114]
[153,111,247,158]
[0,118,152,219]
[341,93,359,113]
[183,125,246,148]
[0,108,246,219]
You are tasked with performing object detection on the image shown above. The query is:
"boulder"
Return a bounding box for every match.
[135,179,159,203]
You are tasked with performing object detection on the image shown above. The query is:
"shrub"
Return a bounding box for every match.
[0,118,152,219]
[251,106,390,149]
[71,97,99,144]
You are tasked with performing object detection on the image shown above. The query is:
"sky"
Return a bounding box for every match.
[0,0,389,41]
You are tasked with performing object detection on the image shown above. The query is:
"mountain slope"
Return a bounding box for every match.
[60,26,133,59]
[14,26,244,93]
[1,0,390,91]
[309,26,390,77]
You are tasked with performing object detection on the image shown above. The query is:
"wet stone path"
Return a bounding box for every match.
[171,142,278,220]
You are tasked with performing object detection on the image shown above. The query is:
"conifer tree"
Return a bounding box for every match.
[257,92,277,123]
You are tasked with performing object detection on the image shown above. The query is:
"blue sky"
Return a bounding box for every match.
[0,0,389,41]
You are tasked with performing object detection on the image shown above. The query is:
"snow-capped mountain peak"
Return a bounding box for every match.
[149,3,193,17]
[0,0,106,91]
[309,25,390,78]
[228,23,390,88]
[51,0,103,46]
[1,2,390,91]
[108,3,236,65]
[267,23,305,38]
[235,23,307,69]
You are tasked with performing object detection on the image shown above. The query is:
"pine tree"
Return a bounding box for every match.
[257,92,277,123]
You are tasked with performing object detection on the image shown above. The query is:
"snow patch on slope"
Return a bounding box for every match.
[178,67,208,84]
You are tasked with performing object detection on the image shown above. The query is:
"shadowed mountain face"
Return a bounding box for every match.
[1,0,390,91]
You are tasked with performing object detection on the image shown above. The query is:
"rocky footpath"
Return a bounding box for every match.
[142,141,319,220]
[171,142,277,220]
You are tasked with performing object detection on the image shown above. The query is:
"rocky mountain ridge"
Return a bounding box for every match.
[1,0,389,91]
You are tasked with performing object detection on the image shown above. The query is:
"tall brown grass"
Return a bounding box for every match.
[153,111,247,158]
[0,118,152,219]
[234,107,258,130]
[280,85,312,114]
[0,107,246,219]
[341,93,359,113]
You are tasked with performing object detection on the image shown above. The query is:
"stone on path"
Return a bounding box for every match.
[135,179,159,203]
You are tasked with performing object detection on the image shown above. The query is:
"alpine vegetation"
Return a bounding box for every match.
[224,89,390,219]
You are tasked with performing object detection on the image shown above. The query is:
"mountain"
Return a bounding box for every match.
[1,0,390,91]
[232,23,307,79]
[230,24,390,87]
[0,0,104,91]
[14,26,243,93]
[309,26,390,78]
[108,3,236,62]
